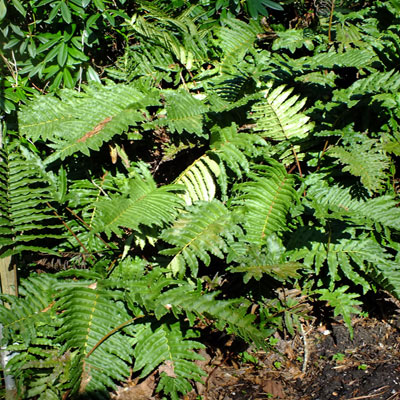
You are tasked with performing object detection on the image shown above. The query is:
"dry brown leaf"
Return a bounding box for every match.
[112,374,155,400]
[262,379,285,399]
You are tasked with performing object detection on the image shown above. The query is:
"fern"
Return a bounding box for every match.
[18,84,158,163]
[251,84,313,142]
[273,48,378,72]
[233,161,297,246]
[305,179,400,230]
[218,19,261,72]
[0,139,63,257]
[160,200,239,276]
[148,89,208,136]
[228,236,301,283]
[328,138,390,193]
[92,176,184,238]
[155,284,269,348]
[332,70,400,108]
[272,29,315,53]
[210,123,270,178]
[133,322,205,400]
[174,154,220,205]
[56,283,134,397]
[288,225,399,296]
[316,286,362,338]
[0,274,57,345]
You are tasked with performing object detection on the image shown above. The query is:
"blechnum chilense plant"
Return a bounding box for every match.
[1,0,400,398]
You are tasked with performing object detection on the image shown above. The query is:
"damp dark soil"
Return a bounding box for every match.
[113,292,400,400]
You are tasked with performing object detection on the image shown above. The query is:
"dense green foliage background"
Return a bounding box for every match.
[1,0,400,398]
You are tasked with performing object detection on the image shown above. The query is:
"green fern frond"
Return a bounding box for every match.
[174,154,220,205]
[147,89,208,136]
[289,228,395,293]
[316,286,362,339]
[218,19,261,72]
[0,140,63,257]
[92,177,184,238]
[156,285,270,348]
[133,322,205,400]
[251,84,313,142]
[306,180,400,230]
[19,84,158,162]
[107,43,177,84]
[332,70,400,108]
[160,200,239,276]
[272,29,315,53]
[56,284,133,396]
[127,6,208,70]
[234,161,297,246]
[210,123,269,178]
[0,274,57,344]
[328,138,390,193]
[300,48,378,69]
[228,236,301,283]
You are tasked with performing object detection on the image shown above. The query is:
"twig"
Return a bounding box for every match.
[291,145,303,178]
[46,202,95,261]
[347,386,389,399]
[387,391,400,400]
[91,179,109,198]
[300,322,309,373]
[11,51,18,86]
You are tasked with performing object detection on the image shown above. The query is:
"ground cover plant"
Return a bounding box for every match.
[0,0,400,398]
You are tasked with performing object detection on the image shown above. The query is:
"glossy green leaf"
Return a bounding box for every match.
[0,0,7,21]
[11,0,26,16]
[60,1,72,23]
[57,42,68,67]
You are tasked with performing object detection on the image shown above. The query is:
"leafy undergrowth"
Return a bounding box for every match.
[111,291,400,400]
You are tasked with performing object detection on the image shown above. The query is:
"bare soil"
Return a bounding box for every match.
[114,293,400,400]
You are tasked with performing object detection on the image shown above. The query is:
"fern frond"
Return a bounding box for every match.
[279,48,378,71]
[92,177,184,238]
[251,84,313,142]
[289,228,395,293]
[0,274,57,344]
[107,43,177,84]
[0,140,63,257]
[272,29,315,53]
[306,180,400,230]
[19,84,158,162]
[328,138,390,193]
[56,284,133,396]
[148,89,208,136]
[174,154,220,205]
[218,19,261,72]
[234,161,297,246]
[332,70,400,107]
[156,285,270,348]
[127,6,208,70]
[133,322,205,400]
[160,200,239,276]
[228,236,301,283]
[210,123,270,178]
[316,286,362,339]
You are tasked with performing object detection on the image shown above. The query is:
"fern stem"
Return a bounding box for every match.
[46,202,95,261]
[328,0,336,42]
[85,315,145,359]
[291,145,303,178]
[66,207,112,249]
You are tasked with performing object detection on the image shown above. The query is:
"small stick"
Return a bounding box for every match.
[300,322,309,373]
